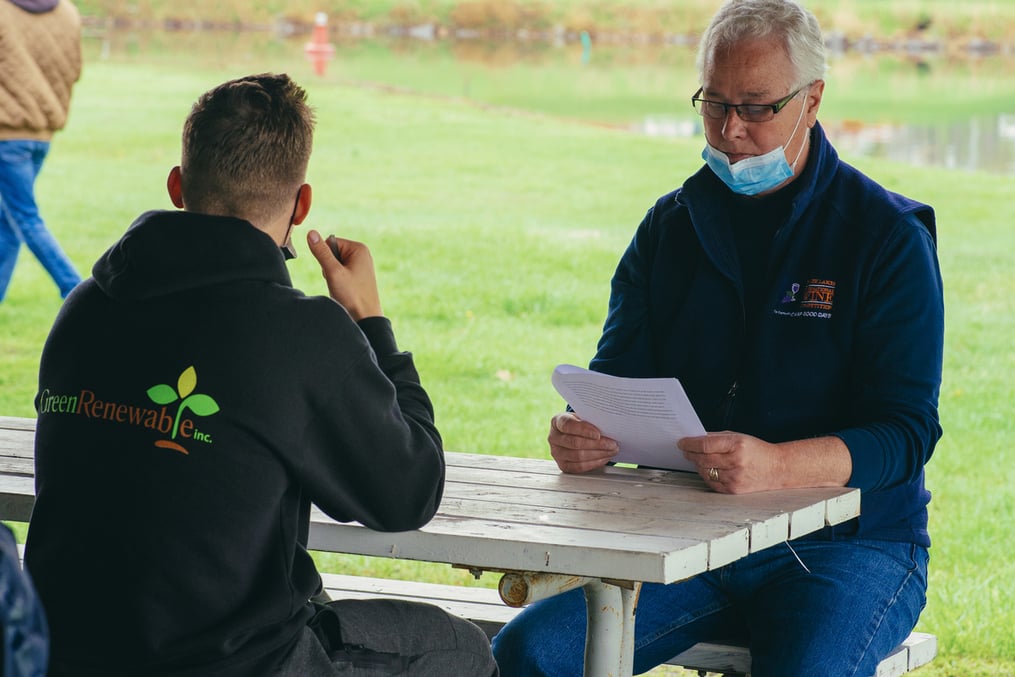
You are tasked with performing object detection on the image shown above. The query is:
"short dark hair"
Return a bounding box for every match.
[180,73,316,224]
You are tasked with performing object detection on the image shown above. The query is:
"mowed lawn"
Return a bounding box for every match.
[1,54,1013,676]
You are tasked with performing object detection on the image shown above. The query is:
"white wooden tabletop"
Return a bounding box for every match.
[1,416,860,585]
[308,450,859,584]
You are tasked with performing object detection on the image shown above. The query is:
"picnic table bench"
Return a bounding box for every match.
[1,415,935,676]
[319,572,936,676]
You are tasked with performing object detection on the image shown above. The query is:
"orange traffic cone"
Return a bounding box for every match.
[304,12,335,76]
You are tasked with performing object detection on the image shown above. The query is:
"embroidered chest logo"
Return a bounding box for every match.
[800,279,836,311]
[775,278,836,320]
[781,283,801,303]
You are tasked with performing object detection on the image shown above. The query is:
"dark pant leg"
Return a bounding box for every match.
[320,598,497,677]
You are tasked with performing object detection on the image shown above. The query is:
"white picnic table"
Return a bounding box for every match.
[0,416,860,677]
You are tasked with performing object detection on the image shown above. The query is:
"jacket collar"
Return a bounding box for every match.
[676,122,837,278]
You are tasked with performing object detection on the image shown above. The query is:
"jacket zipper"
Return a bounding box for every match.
[720,291,746,429]
[722,206,791,431]
[720,379,738,428]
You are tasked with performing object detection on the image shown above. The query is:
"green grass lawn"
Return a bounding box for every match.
[2,53,1013,675]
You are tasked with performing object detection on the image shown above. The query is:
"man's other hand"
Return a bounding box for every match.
[307,229,383,321]
[548,412,619,474]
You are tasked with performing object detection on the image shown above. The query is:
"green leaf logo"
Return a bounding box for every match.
[147,366,220,443]
[147,384,178,405]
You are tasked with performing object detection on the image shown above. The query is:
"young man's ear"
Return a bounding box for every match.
[167,166,185,209]
[292,183,312,225]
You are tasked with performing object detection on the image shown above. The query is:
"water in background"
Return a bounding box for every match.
[83,26,1015,175]
[636,114,1015,176]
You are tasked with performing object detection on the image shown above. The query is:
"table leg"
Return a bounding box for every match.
[582,579,642,677]
[496,572,643,677]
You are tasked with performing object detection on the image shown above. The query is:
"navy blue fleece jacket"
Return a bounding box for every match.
[590,123,943,546]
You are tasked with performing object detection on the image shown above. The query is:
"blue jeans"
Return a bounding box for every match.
[0,524,49,676]
[492,539,928,677]
[0,140,81,301]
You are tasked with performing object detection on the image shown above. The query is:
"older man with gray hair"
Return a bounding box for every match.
[493,1,943,675]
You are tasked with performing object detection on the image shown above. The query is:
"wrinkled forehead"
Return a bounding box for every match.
[700,36,798,98]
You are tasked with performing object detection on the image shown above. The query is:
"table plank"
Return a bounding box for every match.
[440,493,751,569]
[450,453,858,540]
[309,508,710,583]
[448,466,787,544]
[448,465,826,551]
[0,416,37,433]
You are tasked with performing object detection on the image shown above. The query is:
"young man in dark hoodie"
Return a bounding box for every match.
[25,73,498,677]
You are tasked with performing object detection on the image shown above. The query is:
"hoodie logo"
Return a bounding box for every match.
[37,365,221,456]
[147,366,220,454]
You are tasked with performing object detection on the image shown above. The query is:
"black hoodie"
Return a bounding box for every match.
[25,211,445,676]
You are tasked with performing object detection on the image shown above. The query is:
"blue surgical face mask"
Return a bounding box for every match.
[701,92,808,196]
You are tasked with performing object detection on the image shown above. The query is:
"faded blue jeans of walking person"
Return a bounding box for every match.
[0,140,81,302]
[491,539,928,677]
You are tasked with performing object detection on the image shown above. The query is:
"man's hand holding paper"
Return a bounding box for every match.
[550,364,705,473]
[548,411,620,474]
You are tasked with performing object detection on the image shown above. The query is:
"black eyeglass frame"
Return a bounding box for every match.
[690,84,810,123]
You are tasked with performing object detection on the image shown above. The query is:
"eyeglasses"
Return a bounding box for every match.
[691,84,809,123]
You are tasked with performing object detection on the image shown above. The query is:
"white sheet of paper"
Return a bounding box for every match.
[551,364,705,473]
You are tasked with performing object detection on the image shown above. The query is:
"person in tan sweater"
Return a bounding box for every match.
[0,0,83,302]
